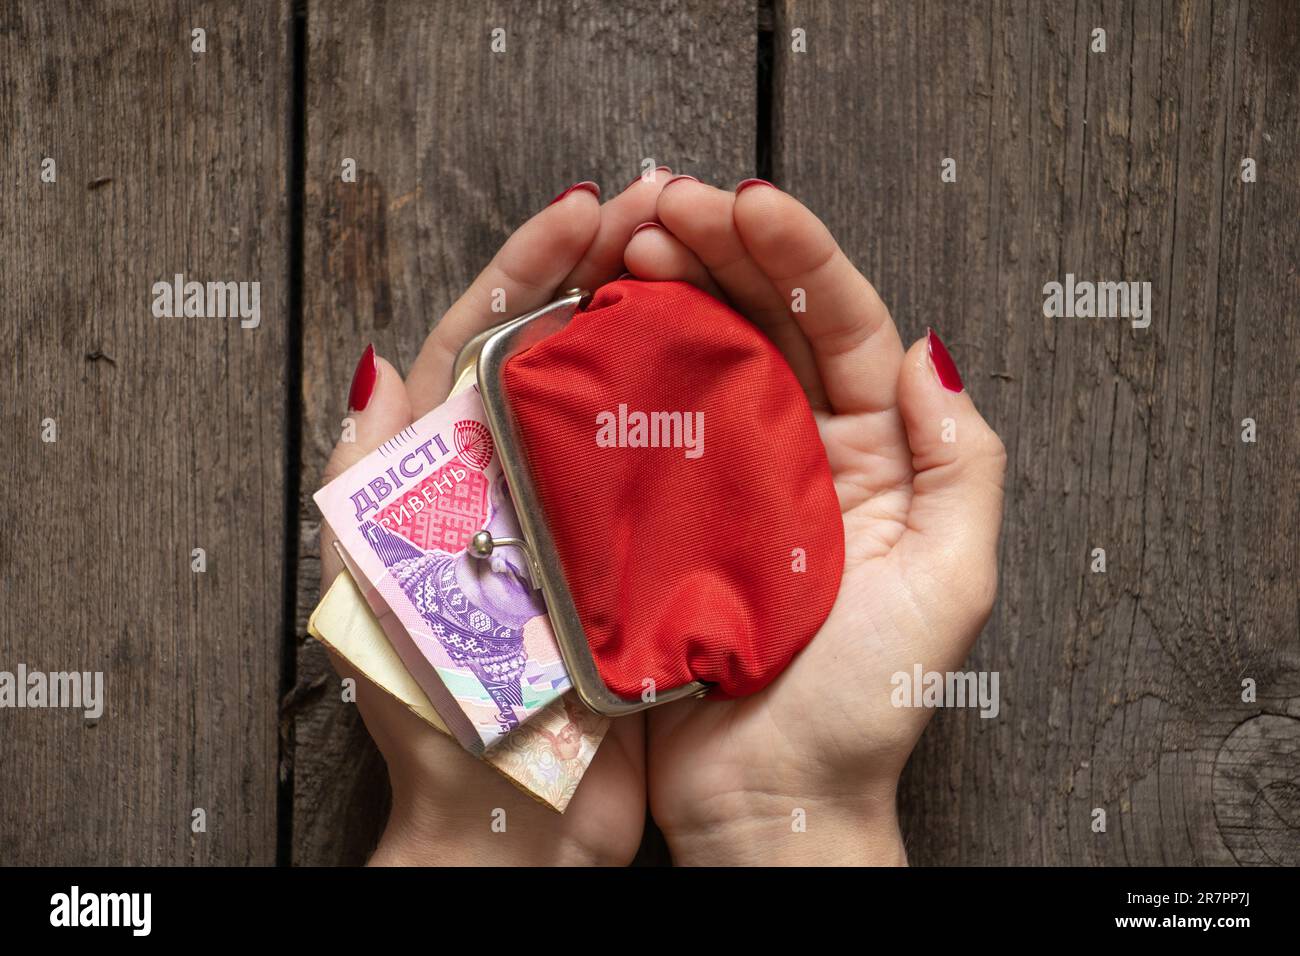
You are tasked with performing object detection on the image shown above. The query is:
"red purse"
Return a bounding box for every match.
[461,279,843,713]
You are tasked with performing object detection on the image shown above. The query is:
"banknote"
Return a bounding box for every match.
[308,571,607,812]
[315,385,576,754]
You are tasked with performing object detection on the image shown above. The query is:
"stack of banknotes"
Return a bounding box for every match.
[313,379,609,812]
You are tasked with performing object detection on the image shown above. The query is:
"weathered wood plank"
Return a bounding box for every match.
[775,0,1299,864]
[0,1,291,864]
[294,0,758,865]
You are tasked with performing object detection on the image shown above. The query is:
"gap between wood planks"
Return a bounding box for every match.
[277,0,308,869]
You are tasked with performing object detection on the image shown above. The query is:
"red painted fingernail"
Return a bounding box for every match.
[623,165,672,190]
[927,328,964,393]
[736,178,775,194]
[548,181,601,206]
[631,221,662,237]
[661,174,700,191]
[348,343,377,411]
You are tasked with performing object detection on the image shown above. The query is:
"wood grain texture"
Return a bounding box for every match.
[0,1,290,864]
[293,0,757,865]
[774,0,1299,864]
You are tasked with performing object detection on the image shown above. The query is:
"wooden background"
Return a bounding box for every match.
[1,0,1295,866]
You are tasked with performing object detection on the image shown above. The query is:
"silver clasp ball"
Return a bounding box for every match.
[469,530,496,558]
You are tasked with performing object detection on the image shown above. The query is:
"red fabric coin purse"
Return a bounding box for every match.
[457,279,843,714]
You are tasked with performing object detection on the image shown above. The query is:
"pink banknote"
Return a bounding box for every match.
[315,386,593,756]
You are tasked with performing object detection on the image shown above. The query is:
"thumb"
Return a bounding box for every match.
[319,345,413,587]
[895,329,1007,624]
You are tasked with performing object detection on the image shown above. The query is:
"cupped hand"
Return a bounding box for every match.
[625,179,1007,865]
[317,170,676,866]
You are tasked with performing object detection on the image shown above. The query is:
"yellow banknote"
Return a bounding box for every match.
[308,571,608,812]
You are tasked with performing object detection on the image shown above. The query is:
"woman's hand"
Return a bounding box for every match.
[317,170,676,866]
[625,178,1007,865]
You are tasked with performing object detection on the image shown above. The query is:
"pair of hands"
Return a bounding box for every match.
[320,170,1006,866]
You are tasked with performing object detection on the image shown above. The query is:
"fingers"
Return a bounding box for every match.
[404,186,603,416]
[623,222,725,299]
[320,350,414,586]
[731,183,905,415]
[894,331,1006,621]
[656,178,828,408]
[557,165,674,293]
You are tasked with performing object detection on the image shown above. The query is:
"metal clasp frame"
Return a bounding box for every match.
[452,290,711,717]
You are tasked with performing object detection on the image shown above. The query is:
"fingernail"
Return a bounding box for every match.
[736,178,775,194]
[927,328,964,393]
[623,166,672,190]
[548,181,601,206]
[631,221,662,237]
[348,343,377,411]
[661,174,700,192]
